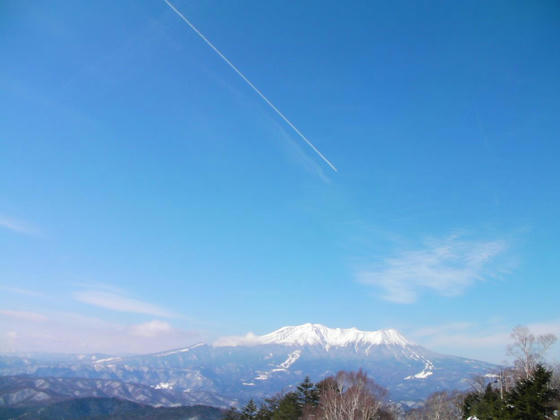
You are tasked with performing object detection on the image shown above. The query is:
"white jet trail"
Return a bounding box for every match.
[163,0,338,172]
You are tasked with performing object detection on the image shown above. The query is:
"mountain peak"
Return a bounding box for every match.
[215,323,411,348]
[261,323,410,348]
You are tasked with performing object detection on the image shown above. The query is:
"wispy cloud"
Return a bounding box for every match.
[409,321,509,349]
[0,287,46,297]
[0,310,48,322]
[0,215,38,235]
[357,235,508,303]
[213,332,261,347]
[423,331,512,350]
[412,322,474,338]
[73,290,175,318]
[0,313,200,354]
[525,320,560,338]
[407,319,560,363]
[129,320,174,337]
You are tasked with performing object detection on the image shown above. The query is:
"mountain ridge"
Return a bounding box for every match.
[0,323,499,407]
[214,323,412,349]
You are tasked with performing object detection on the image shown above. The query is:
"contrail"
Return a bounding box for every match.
[163,0,338,172]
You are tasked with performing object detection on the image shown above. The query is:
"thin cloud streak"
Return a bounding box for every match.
[163,0,338,172]
[73,290,176,318]
[408,320,560,363]
[213,332,261,347]
[0,310,48,322]
[409,321,509,349]
[0,215,38,235]
[130,320,174,337]
[0,313,200,354]
[0,287,46,298]
[357,235,508,303]
[413,322,473,338]
[407,322,519,363]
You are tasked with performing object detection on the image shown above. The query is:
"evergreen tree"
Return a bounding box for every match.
[241,399,258,419]
[462,383,505,419]
[506,364,559,420]
[271,392,301,420]
[462,392,481,418]
[296,376,319,408]
[255,396,278,420]
[462,364,559,420]
[223,406,241,420]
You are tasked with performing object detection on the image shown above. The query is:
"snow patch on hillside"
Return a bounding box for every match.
[94,357,122,364]
[153,382,173,390]
[154,343,205,357]
[405,360,434,380]
[279,350,301,369]
[255,350,302,381]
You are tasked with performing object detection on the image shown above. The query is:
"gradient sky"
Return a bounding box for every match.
[1,0,559,363]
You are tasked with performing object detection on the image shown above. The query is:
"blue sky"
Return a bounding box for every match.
[1,0,559,363]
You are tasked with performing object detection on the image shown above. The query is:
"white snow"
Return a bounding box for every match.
[94,357,122,364]
[154,382,173,390]
[155,343,204,357]
[255,350,302,380]
[260,324,410,348]
[215,323,410,349]
[405,360,434,380]
[279,350,301,369]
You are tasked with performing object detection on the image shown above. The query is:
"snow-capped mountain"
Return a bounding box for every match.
[0,324,498,408]
[216,323,410,350]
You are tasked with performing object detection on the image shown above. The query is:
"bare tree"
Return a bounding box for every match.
[550,363,560,391]
[404,391,464,420]
[311,370,389,420]
[468,374,488,395]
[428,391,464,420]
[507,325,557,380]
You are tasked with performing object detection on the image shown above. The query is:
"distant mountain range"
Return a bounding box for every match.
[0,375,228,408]
[0,323,498,409]
[0,397,224,420]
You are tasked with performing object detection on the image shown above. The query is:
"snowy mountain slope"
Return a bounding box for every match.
[0,375,229,408]
[0,324,498,406]
[217,323,411,349]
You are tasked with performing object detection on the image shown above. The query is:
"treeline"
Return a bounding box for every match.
[459,325,559,420]
[224,370,397,419]
[394,326,560,419]
[463,364,558,419]
[225,326,560,419]
[405,364,560,419]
